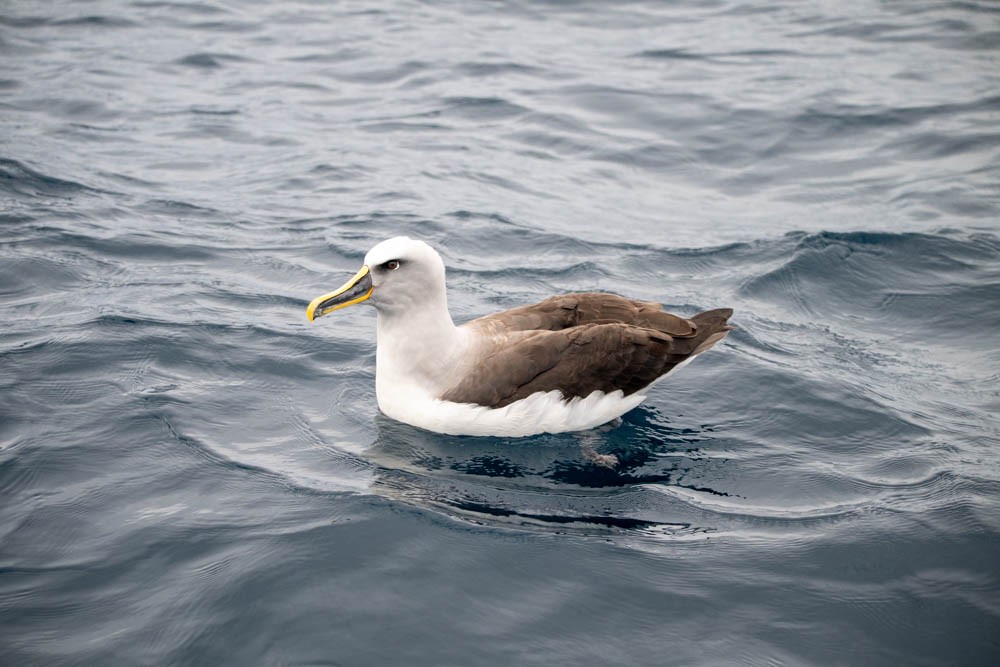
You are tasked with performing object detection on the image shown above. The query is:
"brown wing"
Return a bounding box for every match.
[470,293,698,338]
[443,308,733,409]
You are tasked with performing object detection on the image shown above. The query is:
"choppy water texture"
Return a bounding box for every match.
[2,1,1000,664]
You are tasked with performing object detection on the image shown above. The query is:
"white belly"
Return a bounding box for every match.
[376,385,648,437]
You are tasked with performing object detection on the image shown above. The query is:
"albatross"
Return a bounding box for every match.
[307,236,733,437]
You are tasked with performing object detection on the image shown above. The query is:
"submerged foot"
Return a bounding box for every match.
[579,442,619,469]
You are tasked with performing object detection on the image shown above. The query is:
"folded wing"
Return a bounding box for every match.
[447,305,733,409]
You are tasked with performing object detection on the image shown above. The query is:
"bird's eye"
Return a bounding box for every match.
[384,260,400,271]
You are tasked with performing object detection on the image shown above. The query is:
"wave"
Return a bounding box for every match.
[0,158,105,199]
[740,230,1000,343]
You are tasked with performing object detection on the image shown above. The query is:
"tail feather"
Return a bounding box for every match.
[690,308,734,355]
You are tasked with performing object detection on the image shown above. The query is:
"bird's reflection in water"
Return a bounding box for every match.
[364,406,730,535]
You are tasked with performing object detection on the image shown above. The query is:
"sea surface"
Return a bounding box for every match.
[2,1,999,664]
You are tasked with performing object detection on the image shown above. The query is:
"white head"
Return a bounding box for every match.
[363,237,447,315]
[306,236,449,321]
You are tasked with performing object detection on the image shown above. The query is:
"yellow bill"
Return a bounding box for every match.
[306,265,373,321]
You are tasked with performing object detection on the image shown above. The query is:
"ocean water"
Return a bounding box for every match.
[2,0,999,664]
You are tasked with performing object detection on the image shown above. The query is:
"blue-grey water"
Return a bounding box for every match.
[2,1,999,664]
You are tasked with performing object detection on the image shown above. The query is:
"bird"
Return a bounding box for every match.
[306,236,733,437]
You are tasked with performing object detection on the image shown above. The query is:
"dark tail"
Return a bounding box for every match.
[690,308,734,355]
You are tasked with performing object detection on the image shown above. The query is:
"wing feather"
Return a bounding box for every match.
[471,293,698,338]
[444,310,732,408]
